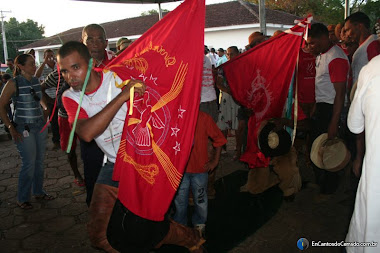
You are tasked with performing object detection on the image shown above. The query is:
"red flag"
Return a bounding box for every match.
[105,0,205,221]
[222,18,310,168]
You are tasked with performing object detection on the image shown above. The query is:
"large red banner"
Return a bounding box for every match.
[222,18,310,168]
[106,0,205,221]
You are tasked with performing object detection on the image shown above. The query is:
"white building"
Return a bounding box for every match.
[20,0,300,62]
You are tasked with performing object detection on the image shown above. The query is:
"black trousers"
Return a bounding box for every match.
[107,199,169,253]
[80,139,103,206]
[311,103,340,194]
[49,102,60,144]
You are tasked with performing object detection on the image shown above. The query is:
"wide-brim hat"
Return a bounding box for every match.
[258,121,291,158]
[310,133,351,172]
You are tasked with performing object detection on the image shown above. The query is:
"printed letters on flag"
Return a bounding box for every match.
[105,0,205,221]
[221,18,310,168]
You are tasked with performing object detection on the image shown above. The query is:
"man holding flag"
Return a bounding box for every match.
[60,41,144,252]
[60,41,204,253]
[60,0,207,251]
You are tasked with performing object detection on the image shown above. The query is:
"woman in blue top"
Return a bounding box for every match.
[0,54,53,209]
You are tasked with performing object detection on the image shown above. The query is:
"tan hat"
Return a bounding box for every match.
[310,133,351,172]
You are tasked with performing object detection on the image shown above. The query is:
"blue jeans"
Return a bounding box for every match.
[96,162,119,188]
[15,121,48,203]
[173,172,208,226]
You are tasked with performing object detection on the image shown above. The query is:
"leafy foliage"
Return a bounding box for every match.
[0,17,44,63]
[247,0,378,26]
[352,0,380,29]
[140,9,169,16]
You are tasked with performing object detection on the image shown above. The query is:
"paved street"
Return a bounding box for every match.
[0,125,357,253]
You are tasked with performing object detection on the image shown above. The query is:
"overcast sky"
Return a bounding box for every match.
[1,0,230,37]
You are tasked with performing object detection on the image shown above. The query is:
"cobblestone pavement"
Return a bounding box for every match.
[0,125,357,253]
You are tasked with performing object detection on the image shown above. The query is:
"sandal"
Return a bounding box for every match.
[35,194,55,201]
[17,201,33,210]
[74,178,85,187]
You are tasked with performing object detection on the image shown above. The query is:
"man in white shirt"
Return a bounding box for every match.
[60,41,204,253]
[208,48,219,62]
[200,54,218,122]
[36,49,60,149]
[344,12,380,178]
[345,55,380,253]
[205,45,217,68]
[307,23,349,196]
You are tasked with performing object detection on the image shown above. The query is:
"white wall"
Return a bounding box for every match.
[28,24,293,60]
[204,24,292,51]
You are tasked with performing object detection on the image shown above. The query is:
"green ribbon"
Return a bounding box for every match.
[66,58,93,153]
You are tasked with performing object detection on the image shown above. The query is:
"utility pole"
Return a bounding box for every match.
[1,10,11,62]
[345,0,350,19]
[158,3,163,20]
[259,0,266,36]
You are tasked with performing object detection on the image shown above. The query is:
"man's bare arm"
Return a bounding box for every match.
[75,81,145,142]
[328,82,345,139]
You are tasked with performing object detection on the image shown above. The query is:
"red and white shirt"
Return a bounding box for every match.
[315,45,349,104]
[201,55,216,103]
[94,49,116,71]
[352,34,380,84]
[62,71,127,163]
[297,48,316,103]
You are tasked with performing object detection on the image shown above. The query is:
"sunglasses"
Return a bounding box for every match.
[30,88,40,102]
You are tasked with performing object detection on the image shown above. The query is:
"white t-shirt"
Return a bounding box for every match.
[201,55,217,103]
[208,52,219,63]
[315,45,349,104]
[346,55,380,253]
[206,53,217,67]
[351,34,379,84]
[62,71,127,163]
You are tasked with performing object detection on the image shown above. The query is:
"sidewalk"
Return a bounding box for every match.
[0,128,356,253]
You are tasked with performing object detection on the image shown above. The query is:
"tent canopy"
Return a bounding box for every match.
[75,0,180,4]
[75,0,181,19]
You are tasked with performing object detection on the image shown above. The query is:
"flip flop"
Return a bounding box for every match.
[74,178,85,187]
[17,201,33,209]
[35,194,55,201]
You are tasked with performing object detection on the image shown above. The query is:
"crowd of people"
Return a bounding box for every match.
[0,10,379,253]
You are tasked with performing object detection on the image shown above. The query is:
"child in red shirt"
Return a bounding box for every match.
[172,111,227,237]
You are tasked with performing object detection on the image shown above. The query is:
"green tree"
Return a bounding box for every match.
[248,0,345,24]
[247,0,379,26]
[0,17,45,63]
[352,0,380,29]
[140,9,169,16]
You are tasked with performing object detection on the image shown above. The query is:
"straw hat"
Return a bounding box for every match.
[310,133,351,172]
[258,121,291,157]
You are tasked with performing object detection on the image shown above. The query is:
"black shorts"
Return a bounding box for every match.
[107,199,169,253]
